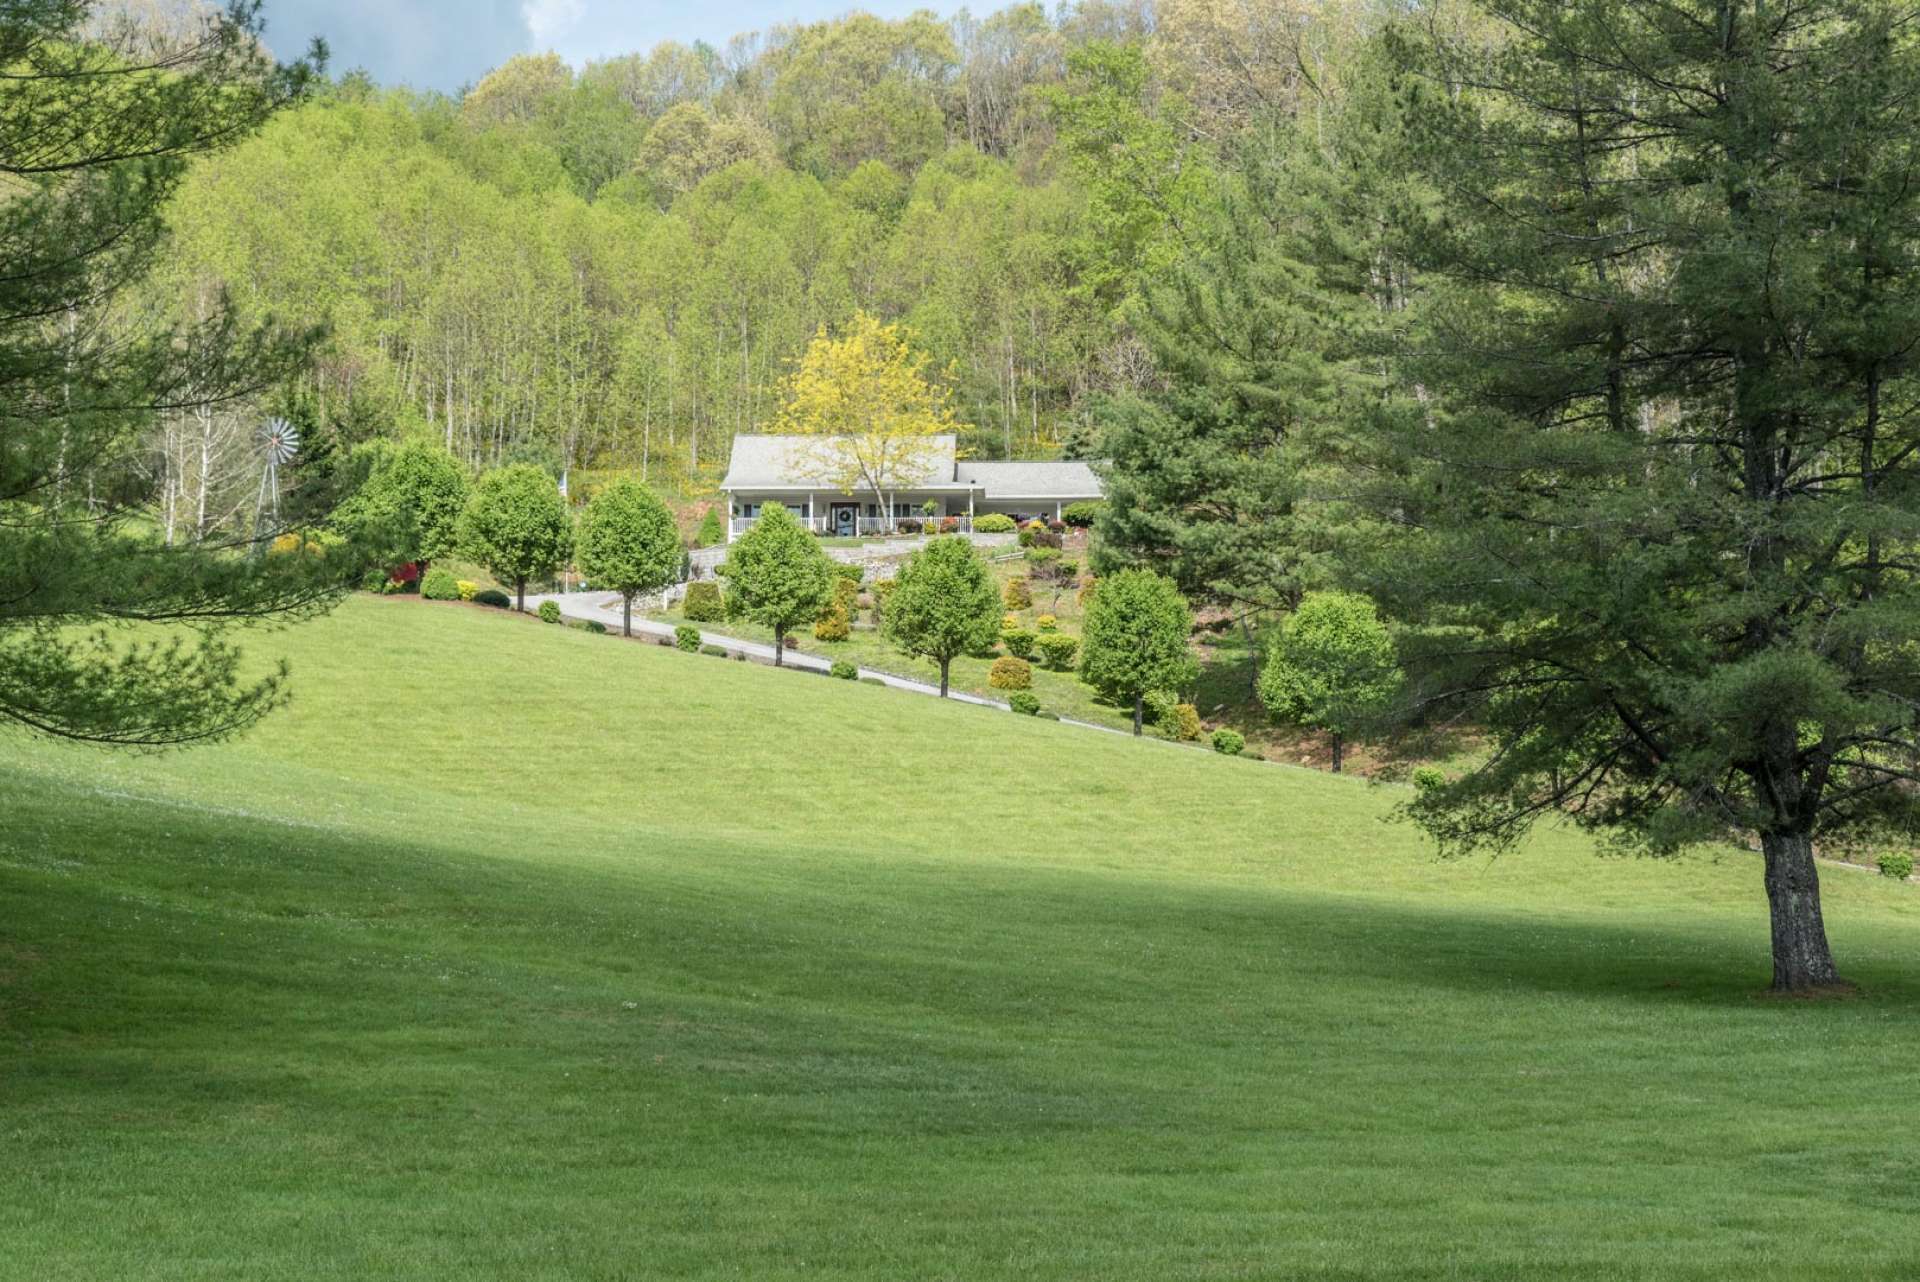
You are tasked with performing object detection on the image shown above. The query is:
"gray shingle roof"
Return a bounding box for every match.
[953,459,1104,499]
[720,434,958,490]
[721,435,1104,500]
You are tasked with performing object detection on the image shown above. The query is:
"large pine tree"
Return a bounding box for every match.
[0,2,340,746]
[1373,1,1920,991]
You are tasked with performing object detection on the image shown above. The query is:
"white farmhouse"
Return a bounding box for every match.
[718,434,1103,540]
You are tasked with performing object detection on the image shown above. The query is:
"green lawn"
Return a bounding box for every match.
[3,595,1918,1279]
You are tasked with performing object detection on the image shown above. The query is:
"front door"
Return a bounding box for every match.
[832,503,857,537]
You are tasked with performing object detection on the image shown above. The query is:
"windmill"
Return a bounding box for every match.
[253,416,300,536]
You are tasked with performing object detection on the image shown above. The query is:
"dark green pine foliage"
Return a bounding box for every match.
[0,2,343,747]
[1094,58,1414,650]
[1372,0,1920,992]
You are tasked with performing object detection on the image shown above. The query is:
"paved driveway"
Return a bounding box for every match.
[525,590,1013,709]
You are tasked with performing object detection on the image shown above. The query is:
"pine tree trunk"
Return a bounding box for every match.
[622,594,632,637]
[1132,694,1144,736]
[1240,614,1261,700]
[516,578,526,612]
[774,631,784,667]
[939,657,950,698]
[1331,732,1344,774]
[1760,831,1844,993]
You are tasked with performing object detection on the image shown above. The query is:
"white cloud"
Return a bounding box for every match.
[521,0,586,46]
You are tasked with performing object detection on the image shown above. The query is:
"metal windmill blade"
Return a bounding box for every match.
[259,417,300,464]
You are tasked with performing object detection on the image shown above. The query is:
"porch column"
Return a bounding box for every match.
[1055,501,1062,521]
[808,492,814,531]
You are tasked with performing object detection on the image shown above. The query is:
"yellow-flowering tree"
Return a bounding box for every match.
[773,312,965,531]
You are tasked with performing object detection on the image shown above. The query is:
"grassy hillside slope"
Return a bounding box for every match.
[2,596,1917,1280]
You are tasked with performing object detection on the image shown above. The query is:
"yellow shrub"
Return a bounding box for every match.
[456,580,478,601]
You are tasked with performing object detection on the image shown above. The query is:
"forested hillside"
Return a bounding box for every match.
[136,0,1373,532]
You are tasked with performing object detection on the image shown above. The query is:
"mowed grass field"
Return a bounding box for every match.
[3,596,1918,1280]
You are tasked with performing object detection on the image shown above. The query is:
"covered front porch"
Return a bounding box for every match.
[726,488,981,540]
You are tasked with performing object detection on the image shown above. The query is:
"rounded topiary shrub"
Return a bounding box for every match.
[973,513,1016,533]
[814,605,850,642]
[830,660,858,680]
[1062,500,1104,528]
[585,620,607,635]
[1878,851,1914,880]
[537,600,562,624]
[699,643,728,657]
[1411,766,1447,793]
[988,656,1032,690]
[1008,690,1041,716]
[1001,628,1037,660]
[682,581,725,622]
[1035,633,1078,671]
[421,567,460,600]
[455,579,478,601]
[675,624,701,652]
[1036,614,1057,632]
[1211,728,1245,756]
[1004,577,1032,610]
[474,588,511,609]
[1170,702,1203,742]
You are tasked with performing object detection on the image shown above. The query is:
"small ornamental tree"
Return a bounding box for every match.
[1079,569,1198,735]
[576,480,682,637]
[695,506,726,547]
[457,464,573,611]
[1258,591,1399,774]
[774,311,964,528]
[718,504,834,666]
[882,535,1002,697]
[337,440,468,569]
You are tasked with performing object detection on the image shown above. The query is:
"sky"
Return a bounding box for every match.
[257,0,940,93]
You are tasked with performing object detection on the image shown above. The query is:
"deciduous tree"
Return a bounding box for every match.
[1078,569,1197,735]
[336,440,468,568]
[576,480,681,636]
[883,535,1002,696]
[1258,591,1398,773]
[719,505,834,666]
[774,311,964,530]
[457,465,572,611]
